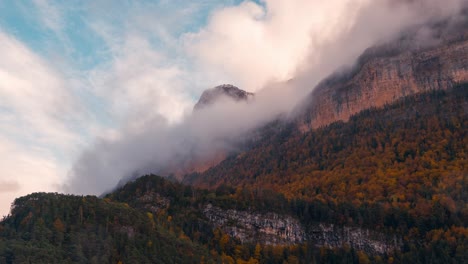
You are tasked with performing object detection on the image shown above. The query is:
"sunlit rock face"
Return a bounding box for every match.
[298,20,468,130]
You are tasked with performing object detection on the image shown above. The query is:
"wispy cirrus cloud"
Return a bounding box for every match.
[32,0,64,33]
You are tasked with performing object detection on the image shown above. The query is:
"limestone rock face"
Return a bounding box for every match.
[298,24,468,130]
[203,205,401,254]
[204,204,305,245]
[308,223,401,255]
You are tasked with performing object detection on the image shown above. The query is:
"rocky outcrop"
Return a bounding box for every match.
[309,223,401,255]
[298,22,468,130]
[194,84,253,110]
[203,205,401,254]
[204,204,305,245]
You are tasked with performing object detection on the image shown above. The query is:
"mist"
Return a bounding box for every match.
[66,0,467,195]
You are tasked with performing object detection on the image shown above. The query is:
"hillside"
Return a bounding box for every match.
[3,166,466,263]
[186,85,467,217]
[0,193,211,264]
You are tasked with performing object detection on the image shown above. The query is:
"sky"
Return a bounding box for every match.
[0,0,466,216]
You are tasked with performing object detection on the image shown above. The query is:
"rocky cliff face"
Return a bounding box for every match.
[203,205,400,254]
[308,223,401,255]
[298,22,468,130]
[204,204,305,245]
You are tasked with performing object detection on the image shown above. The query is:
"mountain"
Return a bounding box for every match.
[2,79,466,264]
[298,19,468,130]
[186,84,467,211]
[156,84,254,180]
[2,16,468,264]
[185,19,468,207]
[193,84,254,111]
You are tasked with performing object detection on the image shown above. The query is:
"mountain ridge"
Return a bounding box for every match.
[297,21,468,130]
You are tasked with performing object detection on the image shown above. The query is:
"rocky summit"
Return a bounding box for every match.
[193,84,254,110]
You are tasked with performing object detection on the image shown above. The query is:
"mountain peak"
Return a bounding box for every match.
[194,84,254,110]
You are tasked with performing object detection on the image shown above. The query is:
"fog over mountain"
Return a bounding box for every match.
[66,0,468,195]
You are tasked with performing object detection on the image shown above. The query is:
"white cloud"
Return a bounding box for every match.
[185,0,370,92]
[0,136,65,217]
[184,0,467,93]
[0,31,82,150]
[89,35,194,126]
[0,31,81,216]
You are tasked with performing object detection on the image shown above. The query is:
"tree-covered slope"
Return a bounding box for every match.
[187,85,468,222]
[2,170,467,263]
[0,193,211,264]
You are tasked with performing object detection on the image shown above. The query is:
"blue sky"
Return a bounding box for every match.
[0,1,244,70]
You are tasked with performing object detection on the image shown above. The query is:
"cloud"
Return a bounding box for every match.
[0,31,82,151]
[184,0,371,91]
[0,135,66,217]
[89,35,194,126]
[0,30,83,215]
[186,0,468,93]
